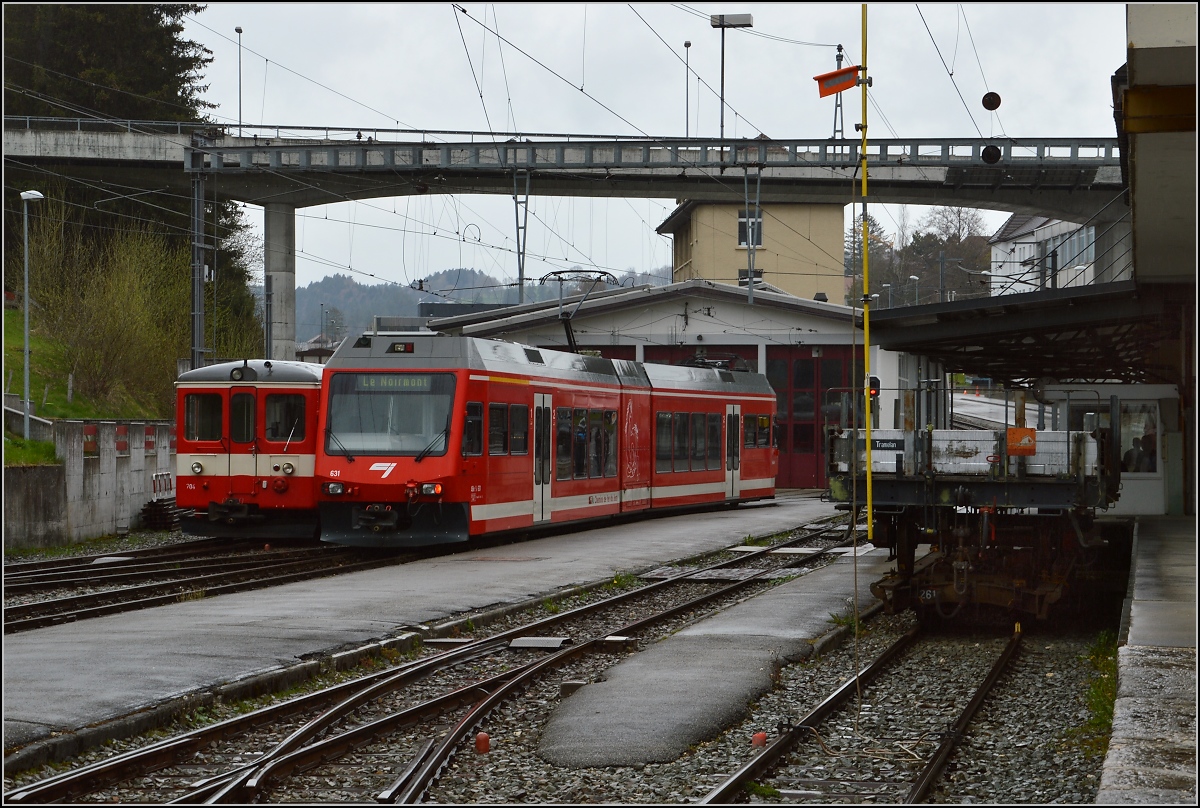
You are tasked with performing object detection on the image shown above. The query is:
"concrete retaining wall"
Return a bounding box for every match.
[4,420,176,551]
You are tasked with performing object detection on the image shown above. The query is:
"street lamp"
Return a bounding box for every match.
[955,265,993,296]
[909,274,920,305]
[684,40,691,137]
[881,282,892,308]
[236,26,243,137]
[710,14,753,140]
[20,190,44,440]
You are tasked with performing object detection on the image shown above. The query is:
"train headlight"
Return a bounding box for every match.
[323,482,345,495]
[230,368,244,381]
[420,483,443,496]
[191,462,204,474]
[282,462,295,475]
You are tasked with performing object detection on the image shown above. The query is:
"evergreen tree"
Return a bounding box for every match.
[4,4,214,120]
[5,5,264,409]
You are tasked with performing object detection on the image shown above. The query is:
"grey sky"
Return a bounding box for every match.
[181,3,1129,291]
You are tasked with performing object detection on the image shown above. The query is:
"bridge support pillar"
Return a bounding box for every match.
[264,203,296,361]
[1094,217,1133,283]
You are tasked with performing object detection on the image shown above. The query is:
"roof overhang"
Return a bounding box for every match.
[431,279,858,339]
[867,281,1184,385]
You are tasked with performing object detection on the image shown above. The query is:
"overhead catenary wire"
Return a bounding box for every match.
[916,4,985,139]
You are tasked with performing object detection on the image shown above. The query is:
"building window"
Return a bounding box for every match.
[738,210,763,247]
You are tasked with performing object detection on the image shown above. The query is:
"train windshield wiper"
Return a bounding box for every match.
[283,418,300,453]
[414,426,448,464]
[325,427,355,462]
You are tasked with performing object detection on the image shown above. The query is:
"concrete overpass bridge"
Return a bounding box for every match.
[4,117,1129,361]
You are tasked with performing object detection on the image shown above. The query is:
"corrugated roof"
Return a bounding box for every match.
[989,213,1055,245]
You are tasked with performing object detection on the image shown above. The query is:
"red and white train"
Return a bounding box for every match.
[316,334,778,547]
[175,359,324,539]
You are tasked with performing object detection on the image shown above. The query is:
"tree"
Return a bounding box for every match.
[919,207,988,247]
[844,214,894,305]
[880,208,994,305]
[3,4,214,121]
[4,5,264,409]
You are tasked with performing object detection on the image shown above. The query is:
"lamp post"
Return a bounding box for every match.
[909,274,920,305]
[236,26,243,136]
[881,283,892,308]
[320,302,325,345]
[710,14,753,140]
[684,40,691,137]
[20,190,44,439]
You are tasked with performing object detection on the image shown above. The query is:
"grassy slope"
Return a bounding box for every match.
[3,306,163,421]
[4,306,169,465]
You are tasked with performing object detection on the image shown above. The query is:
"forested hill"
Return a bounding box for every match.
[291,267,670,343]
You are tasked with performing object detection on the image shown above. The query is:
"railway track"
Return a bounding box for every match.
[3,540,420,634]
[700,622,1023,803]
[3,521,856,804]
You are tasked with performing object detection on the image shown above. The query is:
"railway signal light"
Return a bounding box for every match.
[868,376,880,400]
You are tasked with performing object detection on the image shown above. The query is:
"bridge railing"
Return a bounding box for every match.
[4,115,216,135]
[186,137,1122,174]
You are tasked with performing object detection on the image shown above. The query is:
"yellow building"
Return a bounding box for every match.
[656,200,845,302]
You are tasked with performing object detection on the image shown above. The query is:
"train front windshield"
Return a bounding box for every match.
[325,372,456,457]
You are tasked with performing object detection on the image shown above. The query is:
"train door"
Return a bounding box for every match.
[532,393,553,523]
[179,389,230,503]
[726,403,741,498]
[228,387,259,495]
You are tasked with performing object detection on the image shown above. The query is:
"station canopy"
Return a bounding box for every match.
[866,280,1183,386]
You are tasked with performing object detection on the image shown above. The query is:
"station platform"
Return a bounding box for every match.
[1097,515,1197,804]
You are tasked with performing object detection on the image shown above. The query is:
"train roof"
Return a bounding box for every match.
[327,333,772,396]
[641,361,776,397]
[176,359,324,385]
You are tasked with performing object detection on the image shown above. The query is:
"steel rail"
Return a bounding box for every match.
[699,625,922,804]
[3,555,416,633]
[904,626,1024,803]
[4,521,845,803]
[3,547,347,591]
[1,538,265,575]
[387,559,829,805]
[199,526,845,803]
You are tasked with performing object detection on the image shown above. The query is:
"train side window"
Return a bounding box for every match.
[603,411,618,477]
[231,392,255,443]
[706,413,722,470]
[265,394,305,442]
[587,410,604,477]
[488,403,509,455]
[691,412,707,471]
[185,394,223,441]
[510,404,529,455]
[555,407,573,480]
[743,414,756,448]
[573,408,588,478]
[462,402,483,456]
[655,412,673,473]
[757,415,771,447]
[672,412,689,473]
